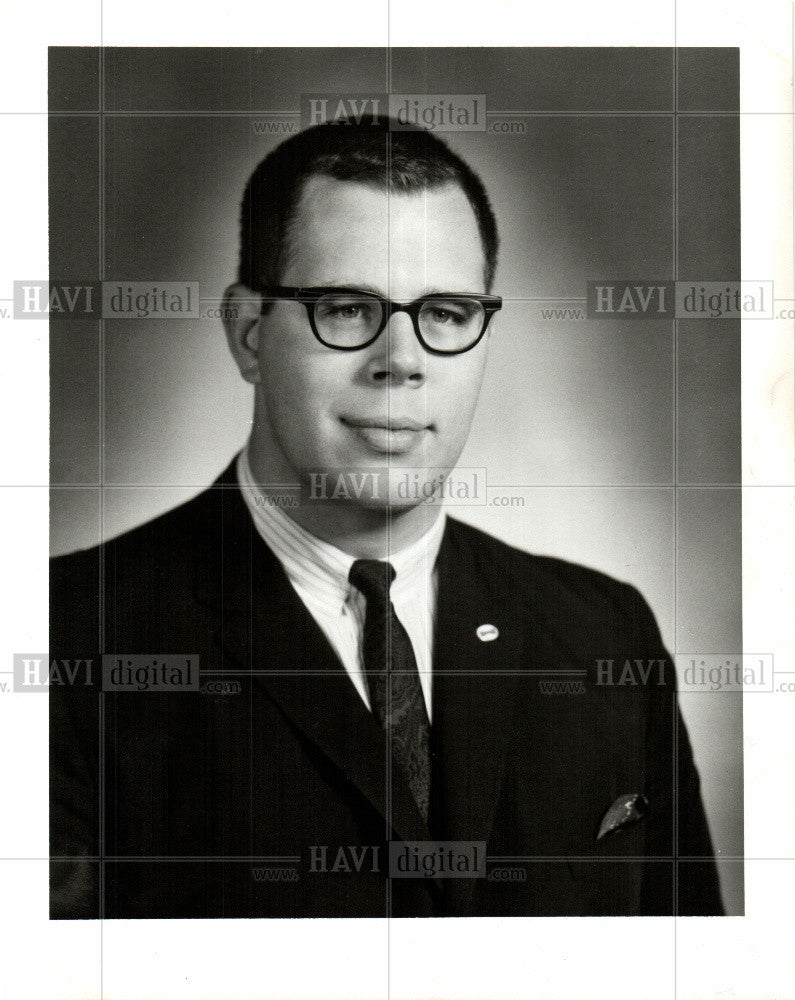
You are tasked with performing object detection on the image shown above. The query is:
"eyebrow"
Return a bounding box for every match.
[316,283,473,298]
[326,282,384,295]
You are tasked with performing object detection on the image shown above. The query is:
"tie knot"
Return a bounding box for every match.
[349,559,396,603]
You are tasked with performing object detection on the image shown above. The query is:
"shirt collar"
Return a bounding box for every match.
[237,446,446,608]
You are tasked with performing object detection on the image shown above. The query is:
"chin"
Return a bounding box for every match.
[358,492,441,514]
[378,470,453,514]
[298,464,452,512]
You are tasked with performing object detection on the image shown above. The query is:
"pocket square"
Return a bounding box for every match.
[596,793,648,840]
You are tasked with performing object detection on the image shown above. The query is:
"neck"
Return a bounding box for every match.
[246,433,441,561]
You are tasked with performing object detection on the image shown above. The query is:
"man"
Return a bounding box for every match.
[50,117,723,918]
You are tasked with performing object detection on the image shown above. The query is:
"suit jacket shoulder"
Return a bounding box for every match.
[442,515,667,658]
[50,466,243,650]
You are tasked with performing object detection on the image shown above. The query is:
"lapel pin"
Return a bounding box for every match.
[476,623,499,642]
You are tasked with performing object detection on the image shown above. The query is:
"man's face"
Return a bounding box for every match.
[254,174,492,509]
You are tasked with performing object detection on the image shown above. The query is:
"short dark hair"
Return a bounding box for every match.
[239,117,499,296]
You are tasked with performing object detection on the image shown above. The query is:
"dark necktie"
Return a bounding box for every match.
[348,559,431,823]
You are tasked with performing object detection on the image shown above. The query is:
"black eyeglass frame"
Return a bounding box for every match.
[258,285,502,356]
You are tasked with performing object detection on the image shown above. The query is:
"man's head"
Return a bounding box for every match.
[224,117,500,527]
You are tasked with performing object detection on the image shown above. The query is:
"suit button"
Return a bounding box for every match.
[476,623,499,642]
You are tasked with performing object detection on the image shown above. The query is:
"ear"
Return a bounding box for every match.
[222,283,263,384]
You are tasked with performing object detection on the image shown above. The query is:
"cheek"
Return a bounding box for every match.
[260,338,349,438]
[434,355,488,423]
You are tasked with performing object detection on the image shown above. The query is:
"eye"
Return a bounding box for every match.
[316,296,380,324]
[426,304,467,325]
[329,303,363,319]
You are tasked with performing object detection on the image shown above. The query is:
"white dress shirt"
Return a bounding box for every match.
[236,448,446,719]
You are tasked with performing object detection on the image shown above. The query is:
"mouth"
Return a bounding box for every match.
[340,416,432,454]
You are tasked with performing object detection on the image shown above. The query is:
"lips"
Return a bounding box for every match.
[342,417,429,432]
[341,416,431,454]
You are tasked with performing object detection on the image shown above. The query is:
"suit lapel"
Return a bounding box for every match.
[194,461,432,847]
[431,519,579,912]
[430,519,525,844]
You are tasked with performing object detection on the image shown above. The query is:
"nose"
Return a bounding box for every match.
[364,309,426,384]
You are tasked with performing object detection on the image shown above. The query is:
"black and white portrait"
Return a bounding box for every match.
[47,47,743,922]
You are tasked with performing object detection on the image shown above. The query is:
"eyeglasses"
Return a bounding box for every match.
[259,286,502,356]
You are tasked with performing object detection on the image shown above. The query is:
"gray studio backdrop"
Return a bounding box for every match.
[49,47,743,913]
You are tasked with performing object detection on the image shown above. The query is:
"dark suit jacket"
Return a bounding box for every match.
[50,458,724,918]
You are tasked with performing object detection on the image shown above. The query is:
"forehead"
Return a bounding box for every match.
[283,175,486,293]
